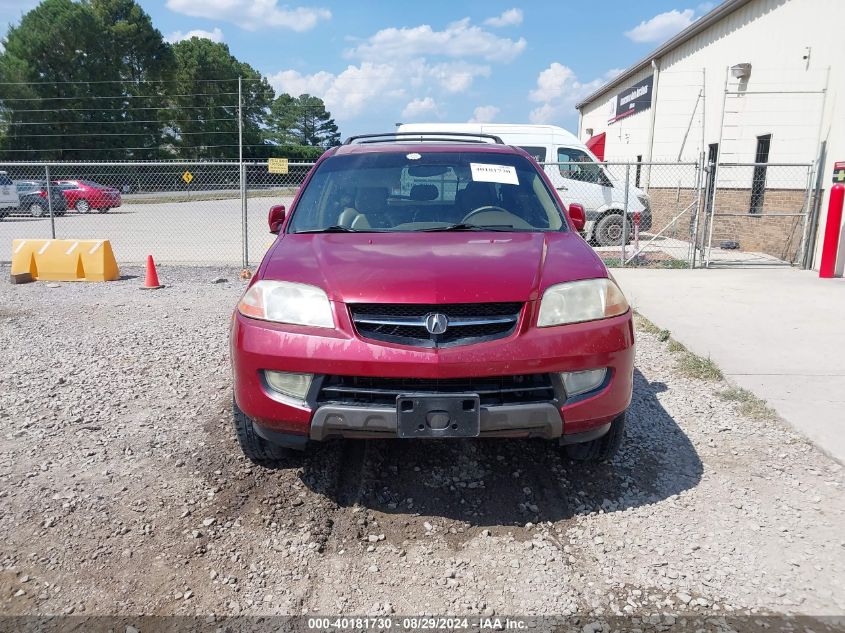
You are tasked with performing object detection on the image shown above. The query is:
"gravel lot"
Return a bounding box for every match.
[1,265,844,625]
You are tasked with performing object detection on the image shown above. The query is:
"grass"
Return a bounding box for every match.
[602,256,688,269]
[122,187,299,205]
[634,312,670,341]
[666,339,687,353]
[675,351,723,381]
[717,387,778,420]
[638,312,776,419]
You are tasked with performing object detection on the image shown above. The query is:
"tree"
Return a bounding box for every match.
[0,0,174,160]
[267,93,340,148]
[88,0,175,158]
[0,0,115,159]
[169,38,274,159]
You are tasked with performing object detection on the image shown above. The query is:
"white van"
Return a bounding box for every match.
[397,123,651,245]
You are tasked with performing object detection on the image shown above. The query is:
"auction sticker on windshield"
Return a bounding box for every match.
[470,163,519,185]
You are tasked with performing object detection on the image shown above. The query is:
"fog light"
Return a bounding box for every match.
[264,370,313,402]
[560,368,607,397]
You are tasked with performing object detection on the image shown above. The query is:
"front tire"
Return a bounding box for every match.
[75,199,90,213]
[593,213,630,247]
[232,398,295,467]
[564,412,626,462]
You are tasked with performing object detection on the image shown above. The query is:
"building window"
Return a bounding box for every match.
[750,134,771,214]
[635,155,642,188]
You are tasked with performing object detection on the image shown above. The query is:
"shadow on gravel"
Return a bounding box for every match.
[300,369,703,528]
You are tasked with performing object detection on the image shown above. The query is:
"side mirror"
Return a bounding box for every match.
[568,203,586,232]
[268,204,286,234]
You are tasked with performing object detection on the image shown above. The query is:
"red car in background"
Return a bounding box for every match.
[56,179,122,213]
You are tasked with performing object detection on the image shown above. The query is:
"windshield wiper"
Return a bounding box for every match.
[418,223,514,232]
[294,225,360,234]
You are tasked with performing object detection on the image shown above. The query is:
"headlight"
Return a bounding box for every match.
[537,278,629,327]
[264,370,313,402]
[238,280,334,328]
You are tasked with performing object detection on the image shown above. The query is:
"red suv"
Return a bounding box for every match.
[230,133,634,465]
[56,179,122,213]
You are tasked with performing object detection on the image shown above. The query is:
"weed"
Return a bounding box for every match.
[676,352,723,381]
[667,339,687,353]
[718,387,777,420]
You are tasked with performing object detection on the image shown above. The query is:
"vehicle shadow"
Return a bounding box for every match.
[299,368,703,526]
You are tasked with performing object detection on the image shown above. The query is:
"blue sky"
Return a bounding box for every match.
[1,0,717,136]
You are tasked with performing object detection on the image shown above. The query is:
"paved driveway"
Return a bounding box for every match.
[614,267,845,463]
[0,194,292,266]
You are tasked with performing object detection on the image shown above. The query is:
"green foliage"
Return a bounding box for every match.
[717,387,777,420]
[169,38,274,159]
[267,93,340,147]
[676,352,723,381]
[0,0,342,160]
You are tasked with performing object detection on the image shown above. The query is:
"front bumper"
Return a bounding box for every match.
[231,306,634,443]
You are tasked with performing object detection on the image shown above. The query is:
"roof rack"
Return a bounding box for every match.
[343,131,505,145]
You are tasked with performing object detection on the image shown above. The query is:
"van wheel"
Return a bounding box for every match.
[564,412,626,462]
[594,213,630,247]
[232,398,296,468]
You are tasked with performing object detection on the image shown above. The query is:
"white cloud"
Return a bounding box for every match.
[402,97,438,119]
[269,60,489,119]
[625,9,695,43]
[347,18,526,63]
[483,8,523,27]
[166,27,224,43]
[165,0,330,32]
[468,105,499,123]
[527,63,615,124]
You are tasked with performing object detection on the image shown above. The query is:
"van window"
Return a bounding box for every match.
[519,146,546,163]
[0,175,12,186]
[557,148,611,187]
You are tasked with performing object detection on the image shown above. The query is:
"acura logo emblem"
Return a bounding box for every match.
[424,312,449,335]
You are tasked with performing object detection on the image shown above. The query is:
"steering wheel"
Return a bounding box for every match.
[461,205,510,223]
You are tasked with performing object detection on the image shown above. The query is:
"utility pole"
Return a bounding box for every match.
[238,76,248,268]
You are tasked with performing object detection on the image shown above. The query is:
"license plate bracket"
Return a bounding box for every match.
[396,394,481,438]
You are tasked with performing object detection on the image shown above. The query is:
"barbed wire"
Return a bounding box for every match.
[2,92,240,102]
[11,118,236,126]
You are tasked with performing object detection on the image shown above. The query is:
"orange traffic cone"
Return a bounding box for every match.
[141,255,164,289]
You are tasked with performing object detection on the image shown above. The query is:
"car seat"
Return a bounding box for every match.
[338,186,388,228]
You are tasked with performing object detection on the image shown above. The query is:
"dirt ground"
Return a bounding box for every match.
[1,265,843,631]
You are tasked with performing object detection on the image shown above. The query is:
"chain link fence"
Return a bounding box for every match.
[0,161,313,266]
[0,158,818,269]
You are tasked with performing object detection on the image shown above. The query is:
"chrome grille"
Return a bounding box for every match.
[349,302,522,348]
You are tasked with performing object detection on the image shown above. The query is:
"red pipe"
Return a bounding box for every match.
[819,184,844,278]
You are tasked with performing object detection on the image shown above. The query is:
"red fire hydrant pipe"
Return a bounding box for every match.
[819,184,844,278]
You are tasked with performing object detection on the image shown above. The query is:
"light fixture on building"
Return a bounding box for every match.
[731,63,752,79]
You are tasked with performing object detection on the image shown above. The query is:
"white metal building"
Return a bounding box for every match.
[576,0,844,272]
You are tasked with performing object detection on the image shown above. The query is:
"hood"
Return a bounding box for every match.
[261,232,606,305]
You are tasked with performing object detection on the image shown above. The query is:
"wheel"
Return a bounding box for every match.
[75,199,91,213]
[593,213,630,247]
[98,207,110,213]
[232,398,296,467]
[29,202,46,218]
[564,412,626,462]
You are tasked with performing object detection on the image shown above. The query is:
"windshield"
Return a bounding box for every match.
[287,151,566,233]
